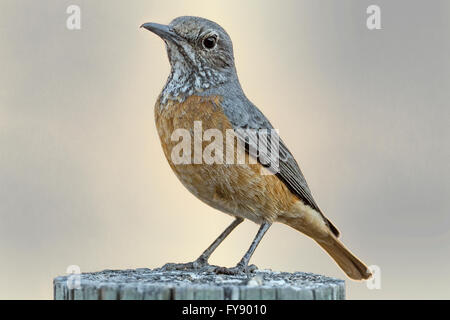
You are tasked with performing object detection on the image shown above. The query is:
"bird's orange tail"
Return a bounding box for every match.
[282,216,371,280]
[316,236,371,280]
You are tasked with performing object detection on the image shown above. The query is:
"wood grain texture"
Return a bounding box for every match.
[53,268,345,300]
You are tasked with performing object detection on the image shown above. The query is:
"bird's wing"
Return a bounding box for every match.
[219,96,340,237]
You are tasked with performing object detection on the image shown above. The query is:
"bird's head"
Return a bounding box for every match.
[142,16,236,95]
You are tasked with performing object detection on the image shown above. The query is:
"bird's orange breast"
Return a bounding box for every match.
[154,95,299,223]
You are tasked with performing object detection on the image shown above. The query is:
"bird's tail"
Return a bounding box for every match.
[282,216,372,280]
[316,236,372,280]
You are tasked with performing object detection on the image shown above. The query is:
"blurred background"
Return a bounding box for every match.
[0,0,449,299]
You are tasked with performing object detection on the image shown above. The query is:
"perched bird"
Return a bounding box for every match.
[141,16,371,280]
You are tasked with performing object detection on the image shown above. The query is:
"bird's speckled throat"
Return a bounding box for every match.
[159,41,230,106]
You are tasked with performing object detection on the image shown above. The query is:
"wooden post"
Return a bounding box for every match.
[54,268,345,300]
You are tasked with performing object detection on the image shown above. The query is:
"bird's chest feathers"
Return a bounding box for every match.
[155,95,231,156]
[154,95,234,197]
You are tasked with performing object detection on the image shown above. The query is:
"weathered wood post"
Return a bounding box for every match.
[53,268,345,300]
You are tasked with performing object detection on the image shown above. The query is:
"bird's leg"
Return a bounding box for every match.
[215,221,271,275]
[196,217,244,265]
[161,217,244,271]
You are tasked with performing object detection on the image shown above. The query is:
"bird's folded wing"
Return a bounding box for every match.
[220,98,322,214]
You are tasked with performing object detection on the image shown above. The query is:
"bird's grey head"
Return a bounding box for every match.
[142,16,236,104]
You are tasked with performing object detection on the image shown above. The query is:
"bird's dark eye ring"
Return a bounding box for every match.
[203,36,217,49]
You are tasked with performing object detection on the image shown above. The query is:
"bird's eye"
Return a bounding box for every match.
[202,36,217,49]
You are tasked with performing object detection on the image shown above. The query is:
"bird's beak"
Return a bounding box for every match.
[140,22,178,42]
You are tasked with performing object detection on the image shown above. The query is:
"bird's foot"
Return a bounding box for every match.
[161,257,212,272]
[214,263,258,275]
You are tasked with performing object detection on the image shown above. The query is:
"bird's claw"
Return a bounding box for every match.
[214,264,258,275]
[161,258,211,271]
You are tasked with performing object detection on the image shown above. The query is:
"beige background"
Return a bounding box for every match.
[1,0,449,299]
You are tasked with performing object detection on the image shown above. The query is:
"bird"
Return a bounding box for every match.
[141,16,371,280]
